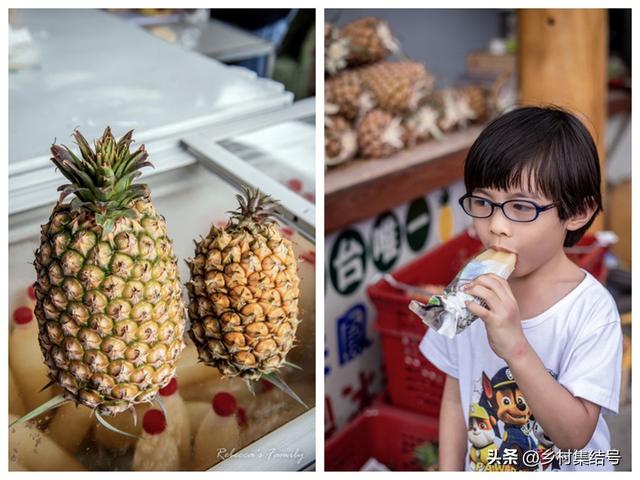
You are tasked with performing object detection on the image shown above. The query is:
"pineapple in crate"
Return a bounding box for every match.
[13,127,186,435]
[186,188,307,406]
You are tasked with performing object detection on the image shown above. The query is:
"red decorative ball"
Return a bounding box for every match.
[281,226,294,238]
[27,285,36,301]
[159,377,178,397]
[287,178,303,192]
[260,379,274,392]
[142,409,167,435]
[13,306,33,325]
[212,392,237,417]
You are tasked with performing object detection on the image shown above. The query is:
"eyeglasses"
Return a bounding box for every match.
[458,194,556,223]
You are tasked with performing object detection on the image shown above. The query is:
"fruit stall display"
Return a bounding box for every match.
[9,9,315,471]
[325,16,495,168]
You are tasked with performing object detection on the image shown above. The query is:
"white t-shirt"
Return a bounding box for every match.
[419,270,623,472]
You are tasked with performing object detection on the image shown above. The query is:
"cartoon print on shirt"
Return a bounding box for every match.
[532,416,561,470]
[468,366,560,471]
[467,402,498,471]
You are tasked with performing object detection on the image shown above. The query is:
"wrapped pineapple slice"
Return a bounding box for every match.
[410,248,517,337]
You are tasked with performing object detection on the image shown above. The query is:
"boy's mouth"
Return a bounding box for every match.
[490,245,517,255]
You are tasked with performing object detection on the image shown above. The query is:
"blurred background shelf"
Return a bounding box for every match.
[325,125,482,234]
[325,88,630,235]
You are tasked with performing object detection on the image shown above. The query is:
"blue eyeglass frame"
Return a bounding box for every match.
[458,193,557,223]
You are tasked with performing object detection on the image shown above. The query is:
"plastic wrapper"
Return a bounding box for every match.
[409,248,516,338]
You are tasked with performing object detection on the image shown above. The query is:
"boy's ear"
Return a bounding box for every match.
[565,205,597,232]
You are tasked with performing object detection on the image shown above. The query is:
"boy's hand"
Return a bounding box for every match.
[463,273,528,361]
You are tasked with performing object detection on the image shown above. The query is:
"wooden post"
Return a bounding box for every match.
[518,9,607,231]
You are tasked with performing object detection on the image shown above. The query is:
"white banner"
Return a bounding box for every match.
[325,181,470,437]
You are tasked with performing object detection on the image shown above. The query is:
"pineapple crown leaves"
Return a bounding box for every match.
[51,126,153,233]
[228,186,281,228]
[9,393,70,429]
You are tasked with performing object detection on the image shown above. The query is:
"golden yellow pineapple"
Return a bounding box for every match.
[436,88,478,132]
[407,102,444,143]
[357,108,405,158]
[458,85,489,123]
[359,61,434,114]
[325,70,374,121]
[186,188,301,383]
[401,119,418,149]
[325,115,358,167]
[340,17,399,65]
[325,22,350,76]
[31,127,186,419]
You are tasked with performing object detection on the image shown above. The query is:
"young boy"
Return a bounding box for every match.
[419,106,623,471]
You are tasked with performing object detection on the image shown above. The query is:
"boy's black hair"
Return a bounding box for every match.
[464,106,602,247]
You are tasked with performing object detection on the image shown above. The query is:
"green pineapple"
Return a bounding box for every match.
[30,127,186,419]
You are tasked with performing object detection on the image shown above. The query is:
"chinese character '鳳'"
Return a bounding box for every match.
[337,304,371,366]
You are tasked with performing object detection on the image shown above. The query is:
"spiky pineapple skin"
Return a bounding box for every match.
[458,85,488,122]
[325,70,366,121]
[340,17,396,65]
[325,115,358,167]
[33,198,186,416]
[187,222,300,381]
[359,61,434,114]
[357,108,404,158]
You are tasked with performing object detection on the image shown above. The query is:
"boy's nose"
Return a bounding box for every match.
[489,207,512,237]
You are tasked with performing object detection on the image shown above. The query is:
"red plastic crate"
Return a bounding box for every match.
[565,235,608,283]
[374,325,445,416]
[367,231,609,416]
[325,403,438,471]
